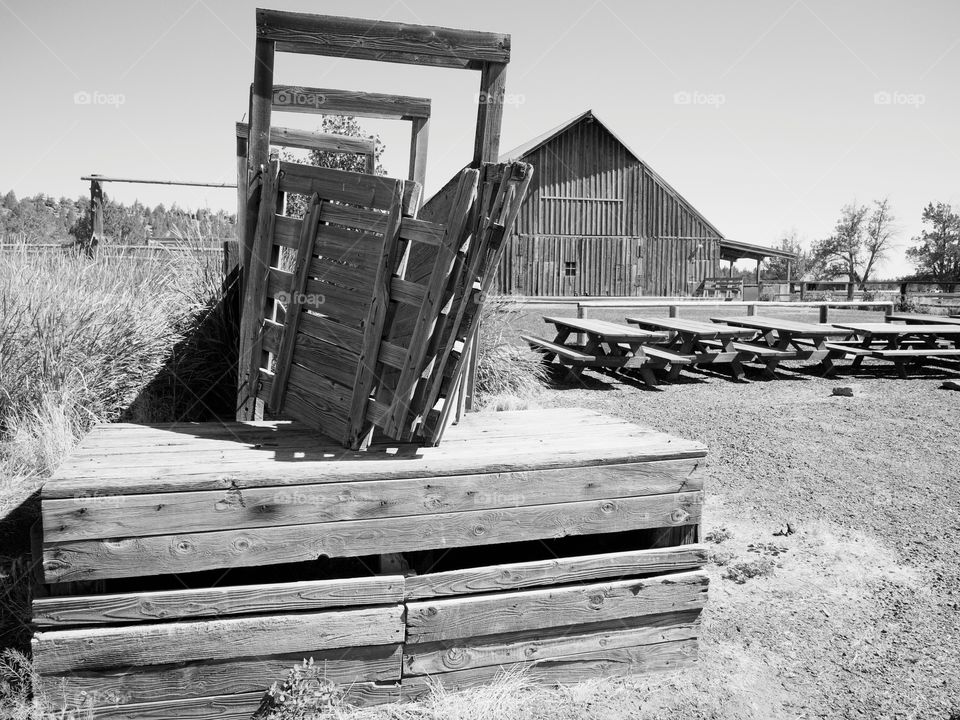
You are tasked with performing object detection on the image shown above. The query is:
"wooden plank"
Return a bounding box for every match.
[406,571,707,643]
[277,161,415,214]
[257,9,510,69]
[269,195,323,412]
[78,684,399,719]
[42,459,704,542]
[473,61,508,164]
[382,170,479,436]
[404,610,700,675]
[238,159,280,419]
[405,544,707,600]
[32,576,403,626]
[267,268,370,328]
[43,645,401,705]
[32,605,403,673]
[42,493,702,582]
[273,85,431,120]
[346,185,405,449]
[235,122,375,155]
[401,638,698,698]
[46,436,707,500]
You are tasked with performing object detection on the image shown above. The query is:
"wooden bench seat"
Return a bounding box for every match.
[521,335,636,369]
[824,342,875,357]
[522,335,594,363]
[641,346,697,365]
[870,348,960,358]
[729,342,795,358]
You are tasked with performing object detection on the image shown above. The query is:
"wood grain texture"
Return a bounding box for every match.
[406,571,708,643]
[404,610,700,675]
[42,493,702,582]
[404,544,707,600]
[42,459,703,542]
[277,161,415,214]
[32,605,403,673]
[44,409,706,498]
[401,639,698,699]
[32,576,403,626]
[78,683,399,719]
[257,9,510,68]
[42,645,401,705]
[272,85,431,120]
[235,122,375,155]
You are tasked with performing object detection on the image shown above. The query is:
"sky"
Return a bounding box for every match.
[1,0,958,277]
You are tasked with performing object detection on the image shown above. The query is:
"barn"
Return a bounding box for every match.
[491,110,790,297]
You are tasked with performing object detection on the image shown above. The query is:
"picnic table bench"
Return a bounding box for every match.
[828,322,960,377]
[625,316,759,381]
[523,316,668,385]
[711,315,843,376]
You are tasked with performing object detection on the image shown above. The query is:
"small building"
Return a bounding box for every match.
[494,110,792,296]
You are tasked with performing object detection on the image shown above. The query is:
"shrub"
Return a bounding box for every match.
[474,296,547,408]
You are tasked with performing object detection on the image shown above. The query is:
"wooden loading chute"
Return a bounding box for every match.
[237,9,511,423]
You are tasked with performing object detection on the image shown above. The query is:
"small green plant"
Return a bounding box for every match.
[723,557,776,584]
[256,658,343,719]
[704,527,733,544]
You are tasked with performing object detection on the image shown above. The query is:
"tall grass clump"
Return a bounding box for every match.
[474,296,547,410]
[0,238,236,516]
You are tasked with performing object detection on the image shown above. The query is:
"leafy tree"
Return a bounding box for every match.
[763,231,811,281]
[810,200,895,288]
[906,202,960,290]
[2,190,16,211]
[280,116,385,218]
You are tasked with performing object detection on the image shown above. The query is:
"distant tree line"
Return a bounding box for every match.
[0,189,235,247]
[761,199,960,288]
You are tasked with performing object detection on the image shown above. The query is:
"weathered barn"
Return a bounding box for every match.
[493,110,775,297]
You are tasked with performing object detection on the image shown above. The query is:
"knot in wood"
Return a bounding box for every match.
[174,540,193,554]
[600,501,616,513]
[588,593,605,609]
[670,509,690,523]
[473,525,486,536]
[443,647,468,669]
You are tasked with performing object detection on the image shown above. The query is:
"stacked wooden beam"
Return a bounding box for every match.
[239,158,532,449]
[34,408,707,717]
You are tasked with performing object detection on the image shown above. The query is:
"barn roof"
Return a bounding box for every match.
[499,109,726,239]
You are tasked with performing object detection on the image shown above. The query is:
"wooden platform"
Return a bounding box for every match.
[33,408,708,717]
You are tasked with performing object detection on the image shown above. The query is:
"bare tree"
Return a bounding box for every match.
[861,198,896,287]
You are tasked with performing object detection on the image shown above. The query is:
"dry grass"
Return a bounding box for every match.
[474,296,547,409]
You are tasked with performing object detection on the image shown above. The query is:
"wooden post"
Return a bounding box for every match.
[747,304,756,316]
[669,305,678,318]
[819,305,829,323]
[846,280,854,300]
[409,117,429,189]
[235,130,248,273]
[800,282,806,302]
[238,37,275,421]
[473,62,507,166]
[89,178,104,253]
[900,281,908,309]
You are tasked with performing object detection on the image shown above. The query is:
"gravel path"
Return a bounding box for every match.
[534,358,960,719]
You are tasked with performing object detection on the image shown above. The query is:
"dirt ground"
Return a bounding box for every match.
[529,357,960,719]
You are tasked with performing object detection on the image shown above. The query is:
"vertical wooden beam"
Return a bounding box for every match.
[244,38,275,279]
[89,179,104,252]
[472,61,507,166]
[409,117,429,188]
[238,38,275,421]
[234,131,248,273]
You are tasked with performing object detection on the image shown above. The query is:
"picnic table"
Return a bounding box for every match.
[625,316,758,381]
[885,312,960,326]
[711,315,842,376]
[522,316,668,385]
[828,322,960,377]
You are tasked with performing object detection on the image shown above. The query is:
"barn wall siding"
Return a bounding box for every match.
[502,115,722,297]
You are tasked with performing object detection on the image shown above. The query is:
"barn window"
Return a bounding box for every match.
[564,261,577,277]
